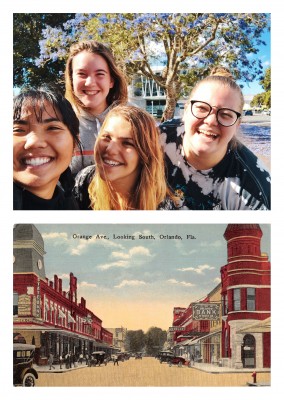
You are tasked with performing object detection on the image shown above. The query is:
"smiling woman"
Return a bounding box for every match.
[160,66,271,210]
[65,40,128,175]
[13,86,81,210]
[73,105,183,210]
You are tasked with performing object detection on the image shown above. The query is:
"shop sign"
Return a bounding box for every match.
[169,326,186,332]
[192,303,220,321]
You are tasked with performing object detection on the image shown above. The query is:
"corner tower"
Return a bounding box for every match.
[13,224,46,279]
[220,224,270,368]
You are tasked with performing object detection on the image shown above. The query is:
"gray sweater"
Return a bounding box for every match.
[70,105,115,175]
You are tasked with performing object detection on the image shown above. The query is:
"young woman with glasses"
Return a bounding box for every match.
[160,66,271,210]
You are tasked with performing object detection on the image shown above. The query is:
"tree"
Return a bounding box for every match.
[13,13,75,89]
[144,327,167,356]
[125,330,145,353]
[251,66,271,108]
[16,13,270,121]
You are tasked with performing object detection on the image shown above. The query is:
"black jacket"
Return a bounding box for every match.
[13,182,79,210]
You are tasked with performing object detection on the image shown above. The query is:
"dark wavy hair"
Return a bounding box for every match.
[13,85,82,194]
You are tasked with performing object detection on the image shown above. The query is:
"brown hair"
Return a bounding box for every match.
[65,40,128,114]
[188,65,244,112]
[88,105,175,210]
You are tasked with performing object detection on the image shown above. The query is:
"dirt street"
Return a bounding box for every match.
[36,357,270,387]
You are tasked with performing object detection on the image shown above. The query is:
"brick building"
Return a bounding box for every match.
[13,224,113,365]
[220,224,271,368]
[171,224,270,369]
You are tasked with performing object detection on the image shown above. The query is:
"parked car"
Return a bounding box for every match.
[90,351,108,366]
[135,352,142,359]
[13,343,38,386]
[168,355,190,367]
[262,109,271,115]
[244,110,253,116]
[158,351,175,363]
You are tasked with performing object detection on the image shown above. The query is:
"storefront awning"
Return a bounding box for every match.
[237,317,271,334]
[197,330,221,342]
[68,312,76,324]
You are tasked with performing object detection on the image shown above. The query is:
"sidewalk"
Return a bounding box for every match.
[191,361,270,374]
[35,362,89,373]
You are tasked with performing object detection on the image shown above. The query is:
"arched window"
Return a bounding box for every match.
[242,334,256,368]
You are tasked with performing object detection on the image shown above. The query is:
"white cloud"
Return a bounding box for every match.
[111,251,130,260]
[100,246,151,270]
[177,264,215,274]
[167,279,194,287]
[200,240,223,248]
[78,281,97,288]
[114,280,146,289]
[70,237,124,256]
[213,277,221,284]
[129,246,150,257]
[97,260,129,271]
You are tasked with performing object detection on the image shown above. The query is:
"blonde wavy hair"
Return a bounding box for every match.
[88,105,173,210]
[65,40,128,114]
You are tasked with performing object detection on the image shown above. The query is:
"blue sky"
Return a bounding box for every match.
[34,224,270,331]
[238,29,271,95]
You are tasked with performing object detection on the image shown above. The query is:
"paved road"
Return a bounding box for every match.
[36,357,270,387]
[241,114,271,126]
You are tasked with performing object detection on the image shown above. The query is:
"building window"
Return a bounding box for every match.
[13,292,19,315]
[233,288,241,311]
[222,294,228,315]
[247,288,256,311]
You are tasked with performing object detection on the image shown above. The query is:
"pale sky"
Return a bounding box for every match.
[35,224,270,332]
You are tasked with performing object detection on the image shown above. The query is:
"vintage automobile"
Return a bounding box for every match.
[158,351,175,363]
[13,343,38,386]
[89,351,108,366]
[115,352,129,362]
[168,355,190,367]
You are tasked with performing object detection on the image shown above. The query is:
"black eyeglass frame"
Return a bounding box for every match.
[190,100,241,127]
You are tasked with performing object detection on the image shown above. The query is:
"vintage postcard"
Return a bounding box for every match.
[13,223,270,388]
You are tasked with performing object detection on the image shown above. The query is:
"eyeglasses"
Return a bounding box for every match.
[190,100,241,127]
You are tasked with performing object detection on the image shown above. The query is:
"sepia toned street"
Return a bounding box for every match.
[36,357,270,387]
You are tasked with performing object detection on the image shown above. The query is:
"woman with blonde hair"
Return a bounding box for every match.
[65,40,128,175]
[73,105,182,210]
[160,66,271,210]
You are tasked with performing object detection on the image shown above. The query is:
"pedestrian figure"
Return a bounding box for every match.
[65,353,70,369]
[48,353,55,370]
[191,353,195,365]
[72,353,76,368]
[113,355,119,366]
[59,354,63,369]
[86,353,89,366]
[79,353,83,364]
